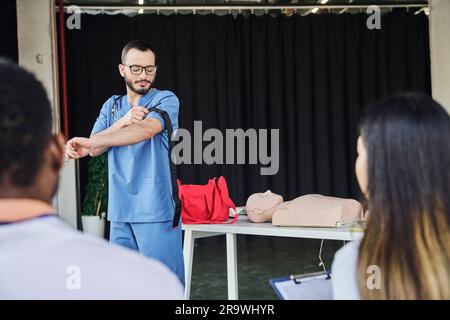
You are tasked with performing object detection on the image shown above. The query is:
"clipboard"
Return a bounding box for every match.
[269,271,333,300]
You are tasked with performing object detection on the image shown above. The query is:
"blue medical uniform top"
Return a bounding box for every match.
[91,89,179,223]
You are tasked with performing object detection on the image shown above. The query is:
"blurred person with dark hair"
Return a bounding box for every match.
[0,60,183,299]
[332,93,450,300]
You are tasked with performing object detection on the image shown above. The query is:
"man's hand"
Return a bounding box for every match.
[122,106,149,127]
[66,137,94,159]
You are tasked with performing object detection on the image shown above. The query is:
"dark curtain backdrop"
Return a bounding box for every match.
[0,0,18,61]
[63,10,430,207]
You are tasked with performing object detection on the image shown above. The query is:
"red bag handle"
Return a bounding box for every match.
[216,176,238,224]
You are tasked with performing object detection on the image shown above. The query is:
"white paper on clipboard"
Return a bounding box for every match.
[270,272,333,300]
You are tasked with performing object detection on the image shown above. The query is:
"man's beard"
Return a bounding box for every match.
[124,76,152,95]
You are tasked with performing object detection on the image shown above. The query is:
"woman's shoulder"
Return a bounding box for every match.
[334,239,361,264]
[331,239,362,300]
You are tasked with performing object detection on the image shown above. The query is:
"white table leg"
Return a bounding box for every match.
[226,233,238,300]
[183,229,195,300]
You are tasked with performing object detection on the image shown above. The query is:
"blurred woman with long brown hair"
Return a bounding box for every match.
[332,93,450,300]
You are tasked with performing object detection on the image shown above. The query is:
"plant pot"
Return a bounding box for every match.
[81,215,105,238]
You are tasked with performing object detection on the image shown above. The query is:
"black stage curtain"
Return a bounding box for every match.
[63,10,430,207]
[0,0,18,61]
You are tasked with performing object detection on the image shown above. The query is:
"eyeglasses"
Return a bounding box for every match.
[125,64,158,75]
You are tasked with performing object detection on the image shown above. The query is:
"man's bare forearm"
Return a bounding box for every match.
[89,118,128,156]
[90,119,162,150]
[89,146,109,157]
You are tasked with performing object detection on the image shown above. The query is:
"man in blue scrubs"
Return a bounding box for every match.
[66,40,184,285]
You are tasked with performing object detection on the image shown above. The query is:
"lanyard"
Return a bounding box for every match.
[110,95,124,124]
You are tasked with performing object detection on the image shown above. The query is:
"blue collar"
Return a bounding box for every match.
[138,88,159,108]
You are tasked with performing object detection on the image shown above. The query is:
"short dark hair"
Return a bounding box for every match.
[0,60,52,186]
[121,40,157,64]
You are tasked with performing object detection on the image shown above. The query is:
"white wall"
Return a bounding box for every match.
[57,160,79,229]
[16,0,79,228]
[429,0,450,114]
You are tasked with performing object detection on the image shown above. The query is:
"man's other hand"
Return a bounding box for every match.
[123,106,149,126]
[66,137,93,159]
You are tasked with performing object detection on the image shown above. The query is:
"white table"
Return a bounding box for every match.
[182,215,364,300]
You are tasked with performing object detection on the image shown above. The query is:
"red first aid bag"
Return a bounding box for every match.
[178,176,238,224]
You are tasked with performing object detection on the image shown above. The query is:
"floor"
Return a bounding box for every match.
[188,235,344,300]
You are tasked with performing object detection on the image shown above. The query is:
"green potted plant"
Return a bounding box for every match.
[81,153,108,238]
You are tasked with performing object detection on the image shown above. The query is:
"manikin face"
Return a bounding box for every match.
[355,135,369,198]
[119,48,156,95]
